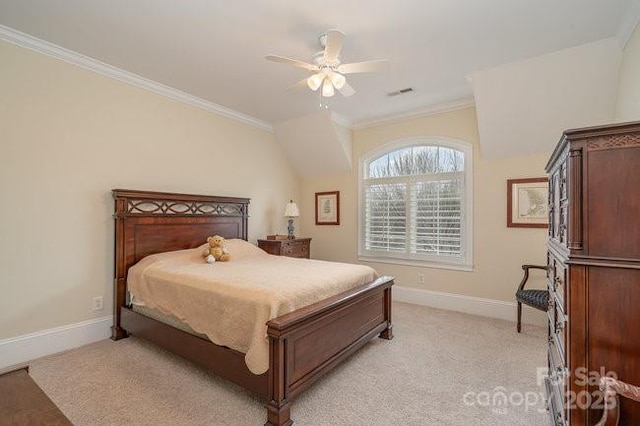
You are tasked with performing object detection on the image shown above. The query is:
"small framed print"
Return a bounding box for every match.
[507,178,549,228]
[315,191,340,225]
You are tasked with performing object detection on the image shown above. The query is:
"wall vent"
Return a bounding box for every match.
[388,87,414,97]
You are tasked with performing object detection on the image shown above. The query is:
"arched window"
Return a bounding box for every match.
[359,138,473,270]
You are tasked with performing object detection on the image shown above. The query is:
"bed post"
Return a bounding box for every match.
[379,286,393,340]
[111,193,128,340]
[266,336,292,426]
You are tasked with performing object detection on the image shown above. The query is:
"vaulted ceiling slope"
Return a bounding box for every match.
[471,38,623,158]
[0,0,638,128]
[275,112,353,178]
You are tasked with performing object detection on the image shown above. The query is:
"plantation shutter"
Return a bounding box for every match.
[410,178,463,257]
[359,141,471,268]
[364,183,407,252]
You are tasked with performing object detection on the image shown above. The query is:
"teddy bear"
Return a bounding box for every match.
[203,235,231,263]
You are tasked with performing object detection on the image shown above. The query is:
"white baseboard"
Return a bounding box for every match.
[393,285,547,326]
[0,316,112,371]
[0,287,544,372]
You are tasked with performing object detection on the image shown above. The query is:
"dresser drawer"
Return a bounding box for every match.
[547,252,567,310]
[545,375,568,426]
[257,238,311,259]
[282,241,308,258]
[547,329,568,426]
[548,327,566,376]
[548,295,567,362]
[545,298,569,426]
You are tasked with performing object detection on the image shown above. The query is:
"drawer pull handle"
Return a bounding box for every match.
[556,366,568,378]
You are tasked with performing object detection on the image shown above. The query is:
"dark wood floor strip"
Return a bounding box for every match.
[0,369,72,425]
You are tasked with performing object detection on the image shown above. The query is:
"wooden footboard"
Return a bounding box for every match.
[266,276,394,426]
[117,276,393,426]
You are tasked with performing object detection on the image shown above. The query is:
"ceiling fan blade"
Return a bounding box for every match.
[338,59,389,74]
[338,82,355,97]
[287,77,311,91]
[265,55,318,71]
[324,30,345,63]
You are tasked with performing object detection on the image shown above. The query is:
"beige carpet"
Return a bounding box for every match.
[29,302,548,425]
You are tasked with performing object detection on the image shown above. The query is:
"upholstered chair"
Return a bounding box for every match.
[515,264,548,332]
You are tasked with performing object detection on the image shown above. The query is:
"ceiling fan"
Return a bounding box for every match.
[266,30,389,98]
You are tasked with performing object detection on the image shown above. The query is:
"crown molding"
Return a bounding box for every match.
[352,97,476,130]
[0,25,274,132]
[616,0,640,49]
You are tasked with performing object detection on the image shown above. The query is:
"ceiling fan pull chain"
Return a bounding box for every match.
[319,92,330,110]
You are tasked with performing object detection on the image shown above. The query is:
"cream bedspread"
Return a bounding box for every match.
[127,239,378,374]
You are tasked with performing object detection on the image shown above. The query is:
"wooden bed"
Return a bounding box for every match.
[111,189,394,426]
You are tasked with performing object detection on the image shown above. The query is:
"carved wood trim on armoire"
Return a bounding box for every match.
[544,121,640,425]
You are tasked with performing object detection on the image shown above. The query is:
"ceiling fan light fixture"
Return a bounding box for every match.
[307,73,323,91]
[266,29,389,101]
[322,77,335,97]
[328,71,346,90]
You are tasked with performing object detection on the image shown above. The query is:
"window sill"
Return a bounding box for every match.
[358,255,474,272]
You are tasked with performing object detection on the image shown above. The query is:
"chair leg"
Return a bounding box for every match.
[517,302,522,333]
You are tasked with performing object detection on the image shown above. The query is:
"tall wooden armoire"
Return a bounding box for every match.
[545,121,640,425]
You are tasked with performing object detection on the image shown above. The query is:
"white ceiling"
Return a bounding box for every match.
[0,0,638,128]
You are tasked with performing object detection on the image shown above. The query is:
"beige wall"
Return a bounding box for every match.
[0,41,299,339]
[8,31,603,339]
[300,107,549,303]
[615,23,640,121]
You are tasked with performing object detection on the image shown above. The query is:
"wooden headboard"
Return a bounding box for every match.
[111,189,250,339]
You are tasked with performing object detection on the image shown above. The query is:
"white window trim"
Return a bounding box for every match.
[358,136,474,271]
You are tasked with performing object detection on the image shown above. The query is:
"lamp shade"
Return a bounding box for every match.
[284,200,300,218]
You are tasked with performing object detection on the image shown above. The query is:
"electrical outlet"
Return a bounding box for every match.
[92,296,104,311]
[417,273,425,284]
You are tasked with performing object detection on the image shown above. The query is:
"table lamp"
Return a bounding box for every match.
[284,200,300,239]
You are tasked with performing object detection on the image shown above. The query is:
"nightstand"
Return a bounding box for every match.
[257,237,311,259]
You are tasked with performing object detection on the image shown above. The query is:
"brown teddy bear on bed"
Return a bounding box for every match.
[203,235,231,263]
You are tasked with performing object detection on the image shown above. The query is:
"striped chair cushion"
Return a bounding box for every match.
[515,289,549,311]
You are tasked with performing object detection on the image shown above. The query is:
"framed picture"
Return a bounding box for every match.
[315,191,340,225]
[507,178,549,228]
